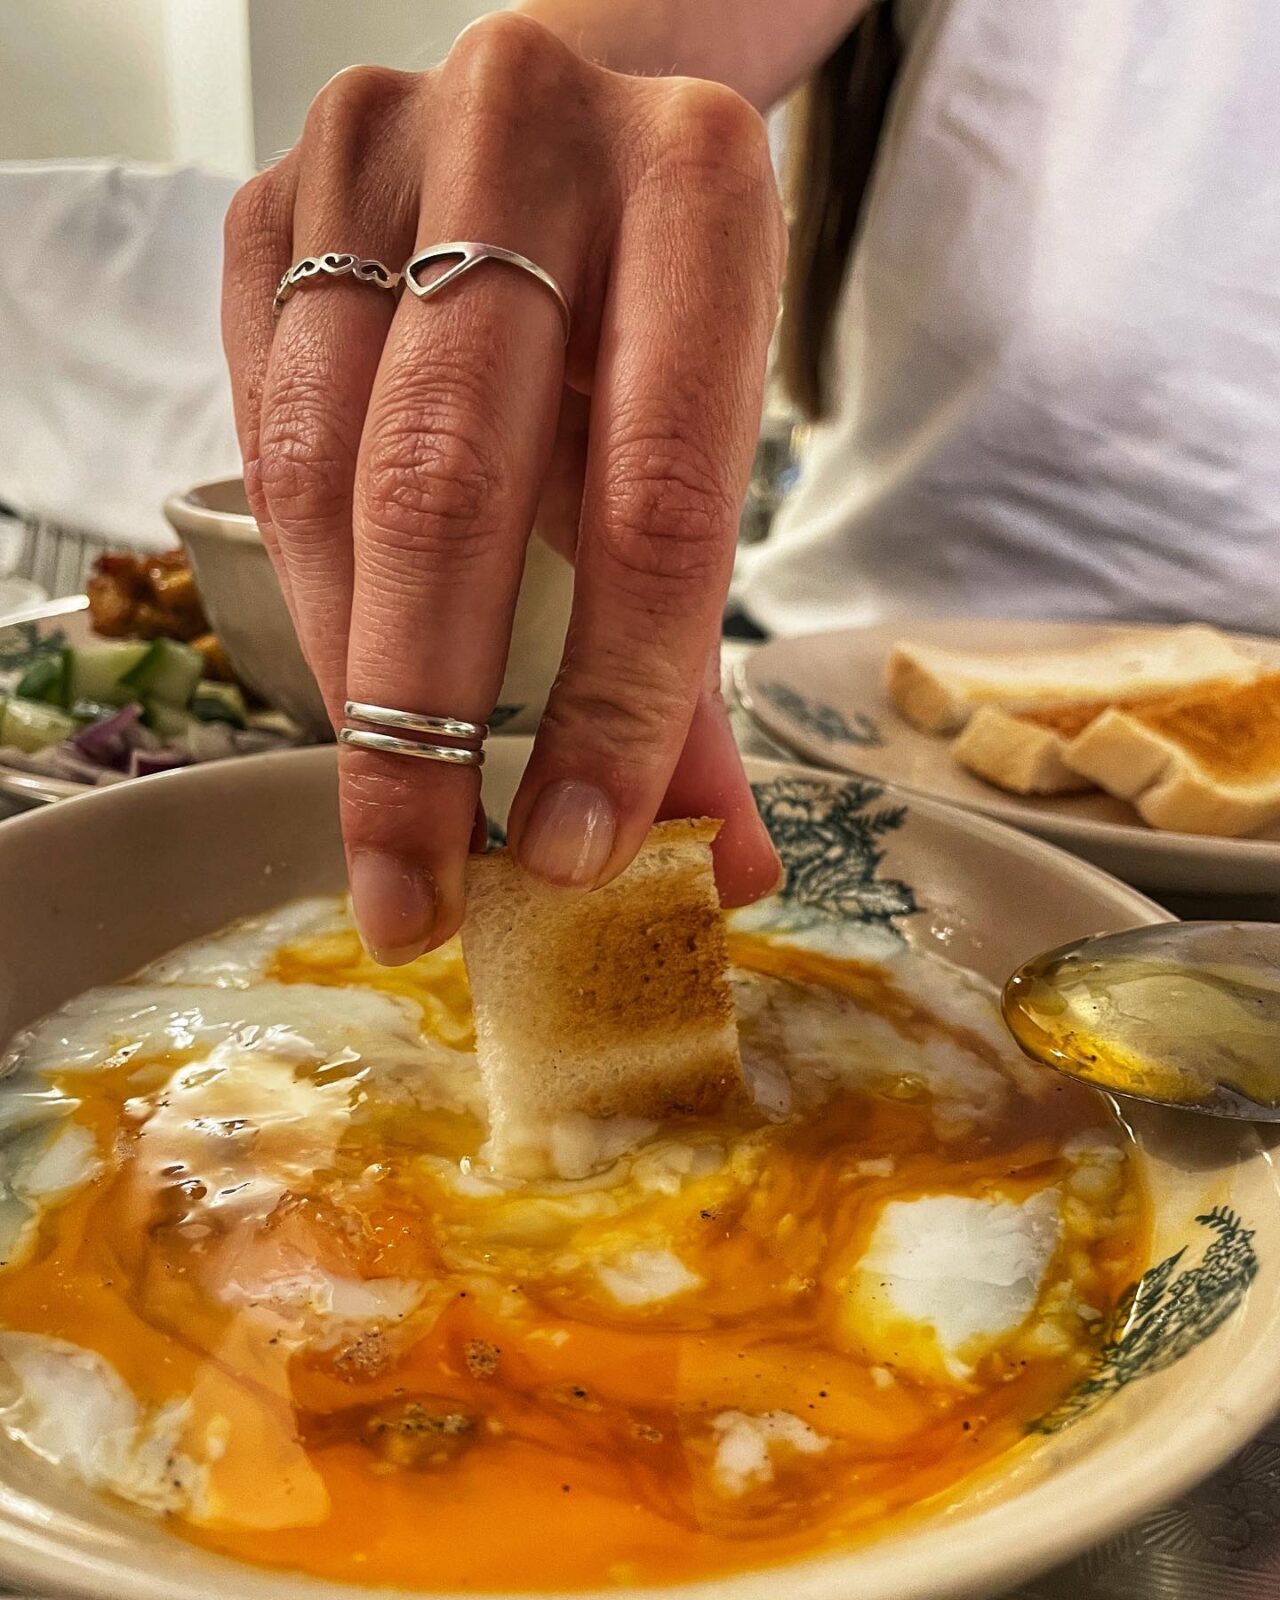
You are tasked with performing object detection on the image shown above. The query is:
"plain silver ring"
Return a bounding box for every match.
[344,701,488,741]
[273,253,401,316]
[402,241,571,342]
[339,728,485,767]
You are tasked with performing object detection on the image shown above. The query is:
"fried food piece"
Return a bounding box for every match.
[86,550,210,643]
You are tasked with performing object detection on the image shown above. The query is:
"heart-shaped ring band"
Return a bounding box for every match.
[273,253,401,317]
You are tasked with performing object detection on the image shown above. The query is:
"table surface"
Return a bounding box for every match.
[0,649,1276,1599]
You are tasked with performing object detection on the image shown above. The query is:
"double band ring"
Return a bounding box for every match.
[403,242,571,342]
[273,253,400,316]
[344,701,488,740]
[339,729,484,766]
[340,700,486,768]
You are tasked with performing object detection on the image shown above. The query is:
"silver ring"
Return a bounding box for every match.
[402,242,571,342]
[339,729,484,767]
[273,253,401,316]
[344,701,488,740]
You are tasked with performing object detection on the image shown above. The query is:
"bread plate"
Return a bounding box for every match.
[736,619,1280,896]
[0,744,1277,1600]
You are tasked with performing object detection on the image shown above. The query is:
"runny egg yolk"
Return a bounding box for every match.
[0,927,1147,1591]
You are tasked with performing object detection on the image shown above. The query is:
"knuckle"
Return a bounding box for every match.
[542,662,691,767]
[257,393,355,537]
[299,65,416,196]
[446,11,572,92]
[224,171,286,256]
[359,403,505,566]
[305,63,413,143]
[439,10,592,170]
[648,78,771,190]
[597,430,737,599]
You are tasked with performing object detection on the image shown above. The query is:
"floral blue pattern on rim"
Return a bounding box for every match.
[483,775,919,931]
[759,679,883,748]
[1034,1207,1259,1433]
[752,775,918,932]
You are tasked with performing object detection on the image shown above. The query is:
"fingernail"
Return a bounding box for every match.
[349,850,436,965]
[761,840,785,896]
[757,815,785,893]
[518,780,617,888]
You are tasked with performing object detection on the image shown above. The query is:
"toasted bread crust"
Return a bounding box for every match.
[950,706,1094,795]
[884,647,968,733]
[462,818,744,1174]
[1126,674,1280,783]
[1065,673,1280,836]
[888,628,1261,736]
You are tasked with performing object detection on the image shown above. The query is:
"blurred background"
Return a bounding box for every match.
[2,0,492,174]
[3,1,616,588]
[0,0,796,598]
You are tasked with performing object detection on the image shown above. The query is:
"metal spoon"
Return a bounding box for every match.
[0,593,89,630]
[1002,922,1280,1120]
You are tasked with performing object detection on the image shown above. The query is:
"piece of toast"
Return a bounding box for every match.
[886,626,1261,735]
[461,819,744,1178]
[950,704,1101,795]
[949,693,1249,797]
[1064,673,1280,836]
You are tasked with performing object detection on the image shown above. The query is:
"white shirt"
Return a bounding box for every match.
[738,0,1280,635]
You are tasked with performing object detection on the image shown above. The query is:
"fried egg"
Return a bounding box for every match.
[0,898,1148,1591]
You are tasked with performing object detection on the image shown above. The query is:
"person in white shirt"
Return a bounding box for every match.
[738,1,1280,640]
[222,0,1279,963]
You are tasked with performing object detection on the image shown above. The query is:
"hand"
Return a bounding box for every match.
[222,12,785,963]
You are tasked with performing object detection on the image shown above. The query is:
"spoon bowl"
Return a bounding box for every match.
[1003,922,1280,1120]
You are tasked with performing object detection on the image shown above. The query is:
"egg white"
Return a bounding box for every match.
[0,897,1135,1517]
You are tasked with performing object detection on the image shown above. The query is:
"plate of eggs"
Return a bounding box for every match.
[0,741,1275,1600]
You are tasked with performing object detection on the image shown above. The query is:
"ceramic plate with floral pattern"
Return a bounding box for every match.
[0,743,1276,1600]
[736,619,1280,896]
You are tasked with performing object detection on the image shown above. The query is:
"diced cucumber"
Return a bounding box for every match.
[0,697,77,754]
[15,650,69,707]
[122,639,203,708]
[70,699,123,724]
[67,643,150,707]
[143,698,193,740]
[190,681,247,728]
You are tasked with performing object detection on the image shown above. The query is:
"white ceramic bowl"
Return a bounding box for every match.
[0,745,1276,1600]
[164,478,573,741]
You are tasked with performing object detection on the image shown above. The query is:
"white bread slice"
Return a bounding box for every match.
[1065,673,1280,836]
[950,705,1097,795]
[886,626,1261,734]
[461,819,743,1178]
